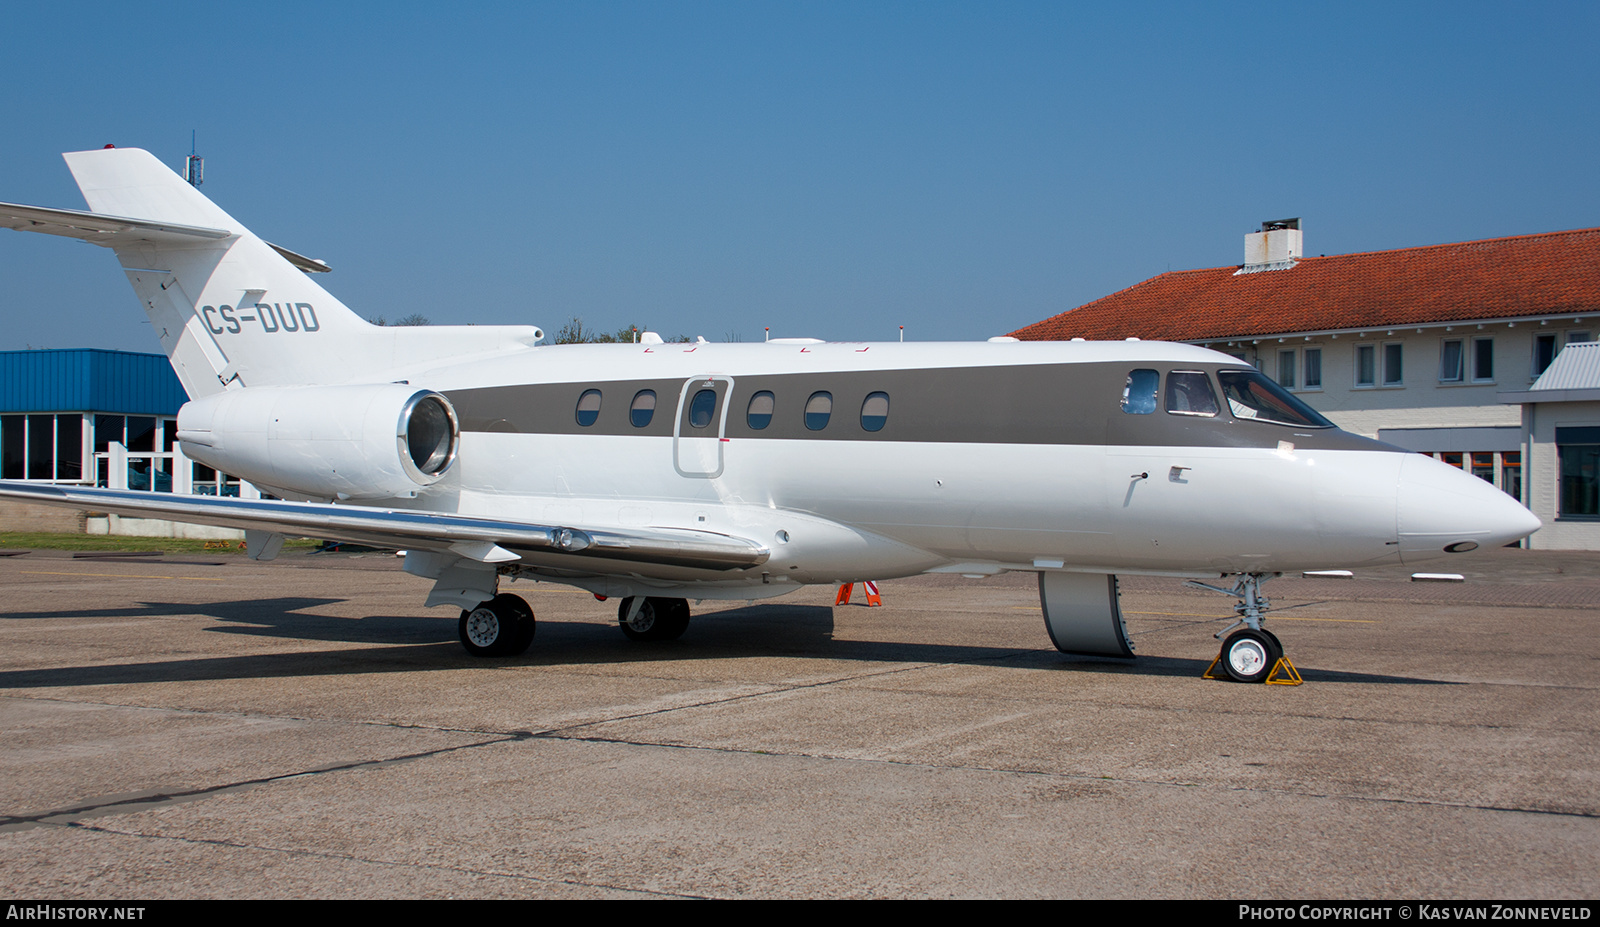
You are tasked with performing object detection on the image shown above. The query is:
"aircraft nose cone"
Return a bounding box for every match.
[1396,454,1541,563]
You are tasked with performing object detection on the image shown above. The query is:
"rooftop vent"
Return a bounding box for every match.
[1237,217,1302,275]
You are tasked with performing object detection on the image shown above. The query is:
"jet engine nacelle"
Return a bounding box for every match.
[176,384,459,501]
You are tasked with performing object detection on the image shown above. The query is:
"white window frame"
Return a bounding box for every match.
[1533,332,1559,377]
[1471,336,1495,383]
[1439,338,1464,383]
[1275,346,1324,392]
[1382,342,1404,387]
[1355,344,1377,388]
[1301,347,1322,390]
[1276,349,1296,389]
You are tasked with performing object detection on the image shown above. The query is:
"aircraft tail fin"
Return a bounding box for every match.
[65,147,242,232]
[2,148,542,399]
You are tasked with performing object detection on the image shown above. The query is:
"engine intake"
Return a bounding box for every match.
[177,384,460,500]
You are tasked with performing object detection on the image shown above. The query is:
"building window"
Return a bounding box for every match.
[1473,337,1494,382]
[1558,427,1600,519]
[1383,343,1404,386]
[1534,333,1559,376]
[1303,348,1322,389]
[0,413,86,482]
[1,415,24,479]
[1430,449,1526,501]
[1439,336,1492,384]
[1501,451,1522,502]
[1440,339,1464,383]
[1276,350,1296,388]
[1356,344,1376,387]
[192,463,242,497]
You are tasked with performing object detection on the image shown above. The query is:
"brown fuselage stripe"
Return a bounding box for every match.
[444,361,1395,453]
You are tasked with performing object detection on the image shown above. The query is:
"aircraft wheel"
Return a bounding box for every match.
[459,593,536,657]
[1220,628,1282,684]
[618,596,691,642]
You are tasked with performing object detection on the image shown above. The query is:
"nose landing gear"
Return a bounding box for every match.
[1187,573,1301,684]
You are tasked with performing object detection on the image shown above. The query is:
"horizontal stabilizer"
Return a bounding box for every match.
[0,482,770,573]
[0,201,330,273]
[266,242,331,273]
[0,200,231,245]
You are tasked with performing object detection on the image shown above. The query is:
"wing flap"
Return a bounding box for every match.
[0,482,769,573]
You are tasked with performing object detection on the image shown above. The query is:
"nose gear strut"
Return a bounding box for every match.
[1186,573,1302,685]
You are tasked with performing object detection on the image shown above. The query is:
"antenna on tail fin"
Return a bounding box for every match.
[185,131,204,188]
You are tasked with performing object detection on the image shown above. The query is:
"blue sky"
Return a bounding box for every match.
[2,1,1596,350]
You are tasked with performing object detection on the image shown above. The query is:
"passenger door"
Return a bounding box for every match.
[674,376,733,478]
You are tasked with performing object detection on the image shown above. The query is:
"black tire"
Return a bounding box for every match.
[459,593,535,657]
[1220,628,1283,683]
[618,596,691,642]
[655,598,690,641]
[497,593,536,656]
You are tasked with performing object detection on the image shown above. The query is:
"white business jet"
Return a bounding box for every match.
[0,147,1540,682]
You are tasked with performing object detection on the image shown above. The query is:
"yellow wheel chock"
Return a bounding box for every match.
[1203,653,1303,685]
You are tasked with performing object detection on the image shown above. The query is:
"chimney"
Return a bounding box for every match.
[1237,218,1302,274]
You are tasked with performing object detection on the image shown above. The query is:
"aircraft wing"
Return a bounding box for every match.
[0,201,329,272]
[0,482,769,572]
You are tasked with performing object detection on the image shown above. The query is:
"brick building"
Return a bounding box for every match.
[1012,222,1600,512]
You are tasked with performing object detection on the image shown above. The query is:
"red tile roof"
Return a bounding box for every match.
[1011,228,1600,342]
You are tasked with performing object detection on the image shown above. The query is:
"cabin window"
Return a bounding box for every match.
[1164,371,1218,417]
[804,391,833,430]
[746,391,775,430]
[629,390,656,428]
[1217,370,1334,428]
[575,389,602,427]
[688,389,717,429]
[860,392,889,432]
[1121,369,1158,414]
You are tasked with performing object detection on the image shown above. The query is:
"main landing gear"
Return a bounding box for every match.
[1186,573,1298,684]
[455,593,692,657]
[459,592,536,657]
[617,596,691,642]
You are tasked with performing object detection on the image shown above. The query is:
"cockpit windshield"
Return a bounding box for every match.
[1216,369,1334,428]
